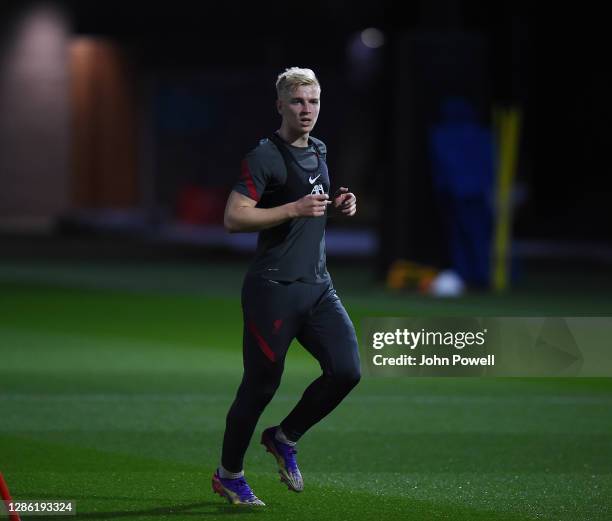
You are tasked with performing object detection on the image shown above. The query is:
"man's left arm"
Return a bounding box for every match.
[328,187,357,218]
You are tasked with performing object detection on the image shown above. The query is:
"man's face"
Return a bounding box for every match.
[277,84,321,134]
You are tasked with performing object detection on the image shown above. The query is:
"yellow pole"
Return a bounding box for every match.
[492,107,521,292]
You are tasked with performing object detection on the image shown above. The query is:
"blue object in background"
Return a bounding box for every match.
[429,96,495,288]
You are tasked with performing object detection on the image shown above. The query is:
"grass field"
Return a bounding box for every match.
[1,258,611,520]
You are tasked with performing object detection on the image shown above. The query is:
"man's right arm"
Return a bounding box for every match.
[224,190,330,233]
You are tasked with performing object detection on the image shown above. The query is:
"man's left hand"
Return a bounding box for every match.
[332,187,357,217]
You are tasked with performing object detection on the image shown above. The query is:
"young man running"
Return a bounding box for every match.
[212,67,360,506]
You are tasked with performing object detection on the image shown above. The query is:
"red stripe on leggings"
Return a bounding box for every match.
[248,320,276,362]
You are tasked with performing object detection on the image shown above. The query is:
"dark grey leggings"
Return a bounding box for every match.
[221,276,361,472]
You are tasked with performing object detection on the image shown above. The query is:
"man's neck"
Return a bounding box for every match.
[277,127,309,148]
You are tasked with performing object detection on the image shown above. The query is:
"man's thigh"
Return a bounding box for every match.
[296,285,360,375]
[241,276,302,369]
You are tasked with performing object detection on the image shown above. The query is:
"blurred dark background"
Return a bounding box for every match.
[0,0,609,292]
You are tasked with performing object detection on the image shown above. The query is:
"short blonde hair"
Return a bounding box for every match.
[275,67,320,99]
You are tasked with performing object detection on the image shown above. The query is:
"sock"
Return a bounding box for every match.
[218,465,244,479]
[275,426,297,446]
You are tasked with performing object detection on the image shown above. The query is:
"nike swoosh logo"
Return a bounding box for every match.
[309,174,321,184]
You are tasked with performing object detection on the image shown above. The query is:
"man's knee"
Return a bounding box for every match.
[259,379,281,404]
[332,365,361,392]
[236,373,282,408]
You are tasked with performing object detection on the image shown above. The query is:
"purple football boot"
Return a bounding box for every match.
[261,426,304,492]
[212,470,265,506]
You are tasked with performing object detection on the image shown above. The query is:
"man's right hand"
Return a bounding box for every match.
[291,194,331,217]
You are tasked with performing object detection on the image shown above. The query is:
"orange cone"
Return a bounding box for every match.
[0,473,21,521]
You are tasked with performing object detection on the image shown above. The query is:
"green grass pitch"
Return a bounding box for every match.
[1,259,611,520]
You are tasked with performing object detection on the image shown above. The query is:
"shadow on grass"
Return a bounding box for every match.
[74,502,262,518]
[16,496,264,519]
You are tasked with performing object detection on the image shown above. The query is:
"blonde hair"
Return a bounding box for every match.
[275,67,320,99]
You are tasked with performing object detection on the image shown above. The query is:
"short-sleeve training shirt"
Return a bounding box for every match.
[232,133,331,284]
